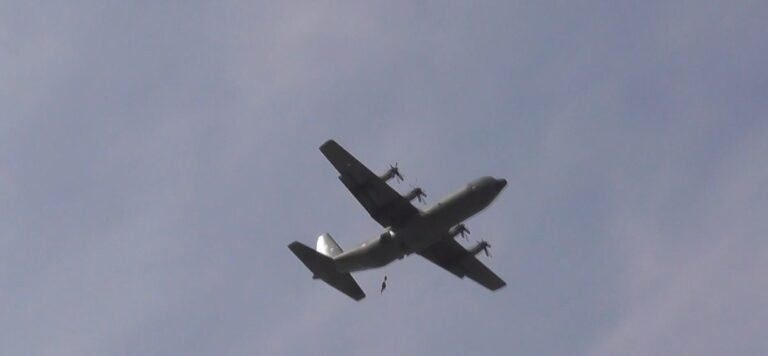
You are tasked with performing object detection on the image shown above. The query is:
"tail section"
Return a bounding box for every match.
[316,233,343,257]
[288,241,336,279]
[288,241,365,301]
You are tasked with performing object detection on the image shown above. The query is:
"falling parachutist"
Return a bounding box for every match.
[380,275,387,294]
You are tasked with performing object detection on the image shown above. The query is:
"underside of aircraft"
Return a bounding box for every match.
[288,139,506,301]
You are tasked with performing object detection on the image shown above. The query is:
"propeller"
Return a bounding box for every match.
[408,186,427,204]
[478,240,492,257]
[389,163,403,182]
[381,163,404,182]
[453,224,470,239]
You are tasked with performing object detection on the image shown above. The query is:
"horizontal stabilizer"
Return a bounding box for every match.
[289,241,335,278]
[320,272,366,301]
[288,241,366,301]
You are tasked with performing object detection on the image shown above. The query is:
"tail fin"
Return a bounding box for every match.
[316,233,343,257]
[288,241,365,301]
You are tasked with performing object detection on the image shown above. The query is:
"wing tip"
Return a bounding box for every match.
[320,139,338,150]
[351,291,366,301]
[287,241,308,255]
[491,281,507,291]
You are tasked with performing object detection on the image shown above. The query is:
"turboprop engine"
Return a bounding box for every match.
[379,163,403,182]
[404,187,426,203]
[468,240,492,257]
[448,224,470,239]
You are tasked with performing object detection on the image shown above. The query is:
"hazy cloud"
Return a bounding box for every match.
[1,1,766,355]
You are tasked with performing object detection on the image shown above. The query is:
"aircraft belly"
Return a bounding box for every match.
[328,182,498,273]
[333,238,401,273]
[402,196,490,253]
[425,195,488,228]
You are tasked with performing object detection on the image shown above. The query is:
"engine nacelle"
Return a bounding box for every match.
[404,187,426,203]
[380,164,403,182]
[468,240,491,257]
[448,224,469,238]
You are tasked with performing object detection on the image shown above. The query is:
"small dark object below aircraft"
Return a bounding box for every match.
[288,140,507,301]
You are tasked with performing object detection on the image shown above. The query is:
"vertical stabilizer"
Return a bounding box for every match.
[316,233,343,257]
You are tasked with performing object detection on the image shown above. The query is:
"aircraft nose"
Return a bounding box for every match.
[496,178,507,191]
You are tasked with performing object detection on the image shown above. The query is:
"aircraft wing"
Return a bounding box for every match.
[418,238,506,291]
[320,139,421,228]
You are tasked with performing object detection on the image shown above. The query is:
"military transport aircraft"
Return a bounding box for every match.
[288,139,507,301]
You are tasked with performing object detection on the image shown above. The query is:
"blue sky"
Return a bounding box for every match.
[2,1,766,355]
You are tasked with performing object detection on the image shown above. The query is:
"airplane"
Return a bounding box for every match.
[288,139,507,301]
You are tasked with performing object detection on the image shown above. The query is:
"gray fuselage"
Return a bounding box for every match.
[332,176,507,273]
